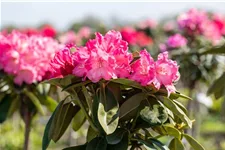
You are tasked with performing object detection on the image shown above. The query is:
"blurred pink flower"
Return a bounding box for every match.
[0,30,62,85]
[177,8,208,35]
[78,26,91,38]
[59,31,80,45]
[40,25,56,38]
[136,31,153,47]
[120,27,137,45]
[130,50,155,86]
[153,52,179,96]
[138,19,157,29]
[167,34,187,48]
[213,13,225,35]
[201,20,223,45]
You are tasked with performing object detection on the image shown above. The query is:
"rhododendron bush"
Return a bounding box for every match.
[0,30,62,149]
[42,30,204,150]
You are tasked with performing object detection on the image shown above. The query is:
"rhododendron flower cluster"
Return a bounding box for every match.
[120,27,153,47]
[59,26,91,45]
[167,34,187,48]
[0,30,62,85]
[50,30,179,96]
[177,8,225,44]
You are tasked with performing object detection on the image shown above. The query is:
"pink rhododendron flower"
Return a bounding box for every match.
[78,26,91,38]
[40,25,56,38]
[120,27,137,45]
[167,34,187,48]
[138,19,157,29]
[130,50,155,86]
[201,20,223,45]
[153,52,179,96]
[50,46,75,78]
[136,32,153,47]
[213,13,225,35]
[177,8,208,35]
[0,30,62,85]
[59,31,80,45]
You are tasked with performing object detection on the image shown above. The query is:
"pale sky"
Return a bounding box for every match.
[1,2,225,31]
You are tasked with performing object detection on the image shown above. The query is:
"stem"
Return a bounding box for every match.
[23,106,32,150]
[72,90,98,133]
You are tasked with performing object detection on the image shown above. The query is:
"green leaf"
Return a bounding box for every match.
[150,138,169,150]
[87,126,98,142]
[183,134,205,150]
[153,125,181,139]
[86,137,107,150]
[170,92,192,101]
[24,90,45,115]
[97,83,119,135]
[62,80,91,92]
[107,131,129,150]
[110,78,143,89]
[137,138,156,149]
[42,75,77,88]
[62,144,87,150]
[0,94,14,123]
[119,93,147,119]
[106,128,127,144]
[168,138,185,150]
[200,45,225,55]
[42,101,63,150]
[172,100,188,115]
[207,72,225,99]
[72,108,86,131]
[7,95,20,118]
[82,85,93,110]
[44,96,58,112]
[50,99,79,142]
[160,96,192,128]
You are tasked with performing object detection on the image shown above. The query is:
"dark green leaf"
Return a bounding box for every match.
[110,78,143,89]
[107,131,129,150]
[87,126,98,142]
[207,72,225,99]
[42,75,77,88]
[62,80,91,92]
[170,92,192,101]
[119,93,147,119]
[42,101,63,150]
[106,128,127,144]
[63,144,87,150]
[183,134,205,150]
[153,125,181,139]
[137,138,156,149]
[49,99,79,142]
[0,94,14,123]
[7,95,20,118]
[168,138,185,150]
[72,108,86,131]
[86,137,107,150]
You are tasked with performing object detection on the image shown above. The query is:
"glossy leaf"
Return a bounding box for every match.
[63,144,87,150]
[0,94,14,123]
[97,83,119,135]
[42,101,63,150]
[119,93,147,119]
[153,125,181,139]
[183,134,205,150]
[106,128,127,144]
[49,99,79,142]
[107,131,129,150]
[72,108,86,131]
[87,126,98,142]
[110,78,143,89]
[168,138,185,150]
[42,75,76,88]
[86,137,107,150]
